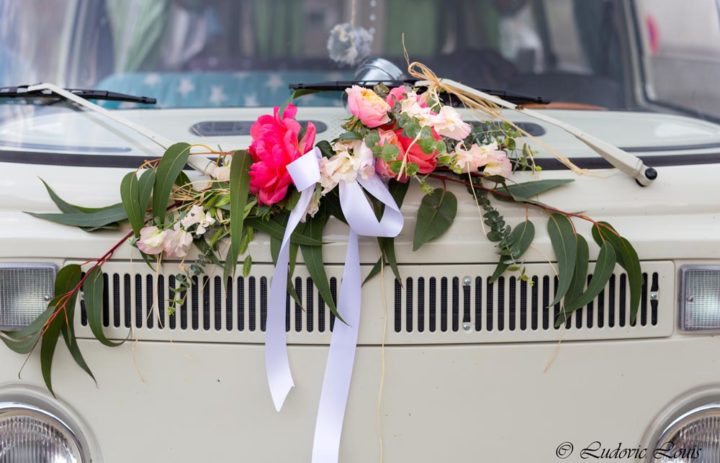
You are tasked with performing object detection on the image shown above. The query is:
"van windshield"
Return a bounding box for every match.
[1,0,719,121]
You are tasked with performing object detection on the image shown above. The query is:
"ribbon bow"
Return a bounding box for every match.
[265,147,403,463]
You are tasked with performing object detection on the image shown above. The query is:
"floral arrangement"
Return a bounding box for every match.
[1,80,641,404]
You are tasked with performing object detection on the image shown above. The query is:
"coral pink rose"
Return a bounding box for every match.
[395,128,439,174]
[374,129,406,180]
[346,85,391,128]
[374,128,439,181]
[248,104,316,205]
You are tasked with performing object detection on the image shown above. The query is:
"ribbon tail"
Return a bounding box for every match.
[265,186,315,411]
[311,231,362,463]
[266,244,294,411]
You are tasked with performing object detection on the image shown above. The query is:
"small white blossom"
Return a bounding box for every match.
[181,205,216,236]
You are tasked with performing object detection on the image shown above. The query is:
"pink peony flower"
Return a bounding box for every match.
[346,85,391,128]
[137,226,168,255]
[248,104,316,205]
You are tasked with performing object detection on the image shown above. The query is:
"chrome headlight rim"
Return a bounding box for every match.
[678,264,720,333]
[643,386,720,463]
[0,384,100,463]
[0,401,85,461]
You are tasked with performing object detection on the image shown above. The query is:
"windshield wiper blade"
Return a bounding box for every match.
[289,80,549,105]
[0,85,156,104]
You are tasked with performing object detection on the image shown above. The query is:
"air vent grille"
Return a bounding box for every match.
[392,273,660,334]
[73,261,673,345]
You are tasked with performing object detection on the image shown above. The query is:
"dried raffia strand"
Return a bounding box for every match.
[406,61,588,176]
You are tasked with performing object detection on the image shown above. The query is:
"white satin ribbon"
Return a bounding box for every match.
[265,148,403,463]
[311,174,403,463]
[266,147,322,411]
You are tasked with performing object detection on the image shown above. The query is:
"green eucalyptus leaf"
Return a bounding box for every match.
[152,142,191,223]
[27,204,127,229]
[242,255,252,278]
[563,241,616,316]
[83,266,123,347]
[508,221,535,259]
[490,221,535,282]
[138,169,155,211]
[120,172,144,237]
[413,188,457,251]
[41,264,82,396]
[40,311,63,396]
[224,150,253,282]
[592,222,642,323]
[490,256,511,283]
[0,306,54,354]
[60,295,95,385]
[495,179,574,202]
[298,213,340,321]
[563,235,590,312]
[363,258,383,286]
[39,179,115,214]
[547,213,577,306]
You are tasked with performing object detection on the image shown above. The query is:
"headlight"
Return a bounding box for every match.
[0,264,56,329]
[652,403,720,462]
[0,402,84,462]
[679,266,720,331]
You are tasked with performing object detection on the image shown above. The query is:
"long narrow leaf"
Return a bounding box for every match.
[138,169,155,211]
[120,172,144,237]
[563,242,616,315]
[495,179,574,201]
[27,205,127,228]
[40,179,117,214]
[83,267,122,347]
[41,264,82,396]
[547,213,577,306]
[60,297,96,385]
[40,314,63,396]
[224,150,253,281]
[592,222,642,323]
[152,142,191,223]
[298,213,340,320]
[563,235,590,311]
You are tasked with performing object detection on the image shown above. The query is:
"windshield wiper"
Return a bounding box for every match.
[289,80,549,105]
[0,85,156,104]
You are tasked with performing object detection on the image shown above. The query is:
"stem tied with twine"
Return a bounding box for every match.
[404,60,588,176]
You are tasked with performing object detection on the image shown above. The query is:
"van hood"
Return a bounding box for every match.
[1,107,719,264]
[1,107,720,161]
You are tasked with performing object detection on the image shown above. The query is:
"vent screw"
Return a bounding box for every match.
[462,276,471,286]
[462,321,472,332]
[43,295,51,301]
[686,295,694,303]
[650,292,659,301]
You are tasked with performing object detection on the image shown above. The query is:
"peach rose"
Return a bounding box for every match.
[345,85,391,128]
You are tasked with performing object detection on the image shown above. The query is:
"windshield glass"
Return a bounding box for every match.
[1,0,718,121]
